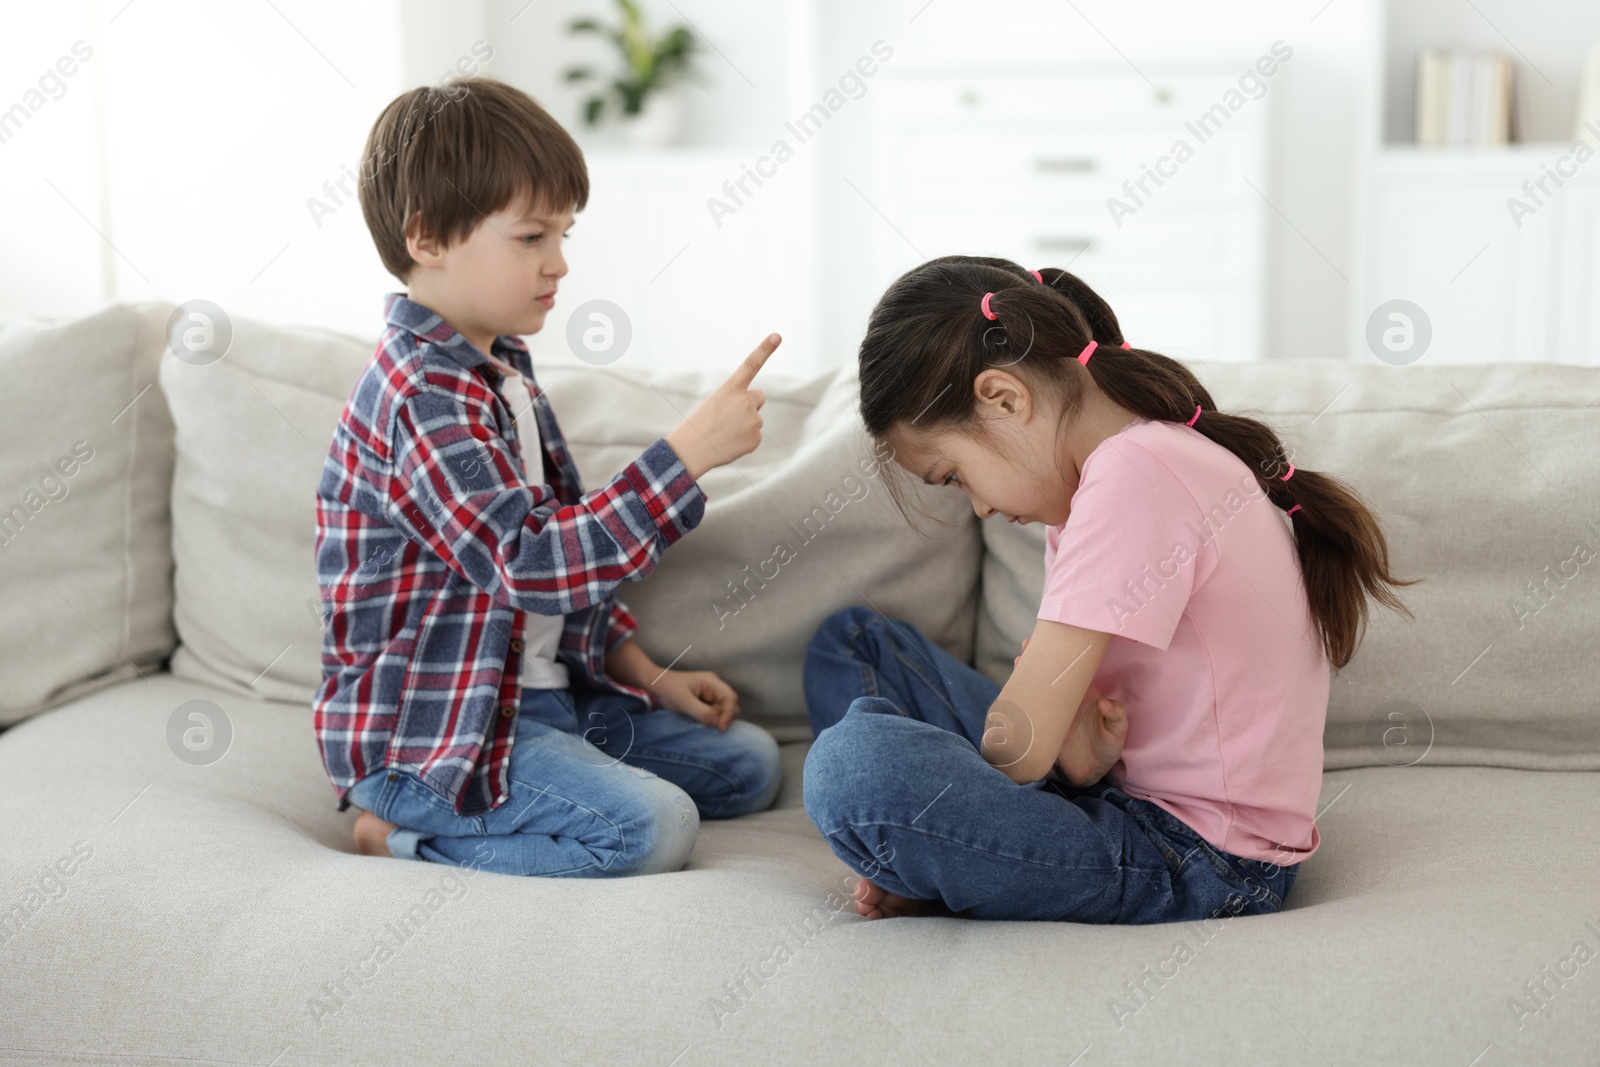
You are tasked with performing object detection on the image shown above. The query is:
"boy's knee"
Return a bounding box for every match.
[709,721,783,817]
[609,778,699,876]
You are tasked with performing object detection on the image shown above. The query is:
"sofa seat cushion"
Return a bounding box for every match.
[1,676,1594,1064]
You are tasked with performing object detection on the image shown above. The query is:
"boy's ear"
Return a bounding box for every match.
[404,212,447,270]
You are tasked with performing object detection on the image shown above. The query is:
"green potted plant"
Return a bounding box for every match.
[563,0,698,148]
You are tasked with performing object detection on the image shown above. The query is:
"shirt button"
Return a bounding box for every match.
[500,705,516,718]
[510,639,523,652]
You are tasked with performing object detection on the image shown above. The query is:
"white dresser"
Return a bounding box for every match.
[866,69,1270,363]
[1357,146,1600,365]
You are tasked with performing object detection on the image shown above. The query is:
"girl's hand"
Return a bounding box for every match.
[1054,684,1128,787]
[647,669,741,731]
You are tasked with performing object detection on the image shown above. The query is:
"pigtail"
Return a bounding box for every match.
[1151,406,1419,670]
[1037,267,1124,347]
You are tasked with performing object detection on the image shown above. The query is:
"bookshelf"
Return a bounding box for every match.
[1379,0,1600,149]
[1351,1,1600,365]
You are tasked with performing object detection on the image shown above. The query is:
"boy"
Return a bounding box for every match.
[313,77,783,877]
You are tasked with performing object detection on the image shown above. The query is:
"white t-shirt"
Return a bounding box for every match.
[488,357,569,691]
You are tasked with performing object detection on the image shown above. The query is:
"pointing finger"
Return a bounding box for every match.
[729,334,781,388]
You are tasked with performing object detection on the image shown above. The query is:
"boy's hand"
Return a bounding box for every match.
[665,334,780,481]
[647,669,741,731]
[1054,684,1128,788]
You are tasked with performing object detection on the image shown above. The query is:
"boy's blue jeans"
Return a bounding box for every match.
[802,606,1300,924]
[347,686,782,877]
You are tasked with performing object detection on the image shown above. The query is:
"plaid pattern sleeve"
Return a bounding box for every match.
[313,293,705,817]
[605,598,640,653]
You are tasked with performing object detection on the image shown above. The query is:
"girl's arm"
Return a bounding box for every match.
[1053,680,1129,788]
[981,620,1120,785]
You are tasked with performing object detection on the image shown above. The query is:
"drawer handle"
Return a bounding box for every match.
[1034,157,1098,174]
[1033,236,1094,255]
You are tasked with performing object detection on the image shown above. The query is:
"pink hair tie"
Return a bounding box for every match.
[1120,341,1132,349]
[1077,340,1097,365]
[1286,504,1302,517]
[1186,405,1201,427]
[1280,463,1295,481]
[980,292,997,320]
[1029,269,1044,283]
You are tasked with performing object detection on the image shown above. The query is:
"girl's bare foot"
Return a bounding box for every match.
[353,810,395,857]
[853,876,961,920]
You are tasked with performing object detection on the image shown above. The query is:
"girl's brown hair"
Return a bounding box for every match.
[857,254,1418,670]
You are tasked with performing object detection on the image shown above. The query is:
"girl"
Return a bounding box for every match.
[802,255,1417,924]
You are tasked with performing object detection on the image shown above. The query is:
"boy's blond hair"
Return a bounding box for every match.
[358,76,588,282]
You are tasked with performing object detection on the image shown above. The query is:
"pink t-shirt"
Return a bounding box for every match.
[1037,416,1330,864]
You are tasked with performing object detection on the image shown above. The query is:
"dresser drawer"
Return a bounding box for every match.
[877,73,1232,125]
[1097,286,1259,362]
[896,205,1257,283]
[885,130,1249,209]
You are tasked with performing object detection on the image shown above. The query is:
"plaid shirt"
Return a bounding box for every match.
[313,293,706,816]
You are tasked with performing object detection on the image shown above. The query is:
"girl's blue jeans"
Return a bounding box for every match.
[802,606,1301,924]
[347,685,782,878]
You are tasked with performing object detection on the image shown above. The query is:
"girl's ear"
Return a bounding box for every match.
[972,368,1030,419]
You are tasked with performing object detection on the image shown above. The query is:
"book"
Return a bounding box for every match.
[1414,48,1513,146]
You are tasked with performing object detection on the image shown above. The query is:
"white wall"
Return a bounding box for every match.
[4,0,1389,366]
[0,0,429,334]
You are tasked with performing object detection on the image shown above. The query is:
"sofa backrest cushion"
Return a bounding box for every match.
[160,314,373,703]
[0,302,179,724]
[975,358,1600,771]
[537,358,982,741]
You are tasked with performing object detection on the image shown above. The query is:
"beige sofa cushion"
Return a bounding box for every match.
[2,673,1597,1063]
[160,314,372,703]
[159,311,982,738]
[975,358,1600,770]
[0,302,178,723]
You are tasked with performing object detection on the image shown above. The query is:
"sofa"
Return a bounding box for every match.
[1,300,1596,1067]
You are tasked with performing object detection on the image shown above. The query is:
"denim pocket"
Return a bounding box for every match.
[1195,844,1271,904]
[346,770,388,814]
[1190,844,1298,913]
[1116,795,1196,874]
[1102,791,1303,919]
[1117,797,1285,909]
[386,772,486,836]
